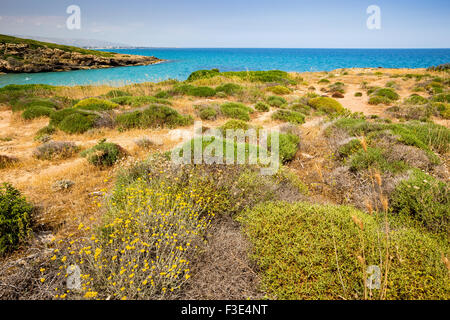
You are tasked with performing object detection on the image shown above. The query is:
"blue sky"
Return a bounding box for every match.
[0,0,449,48]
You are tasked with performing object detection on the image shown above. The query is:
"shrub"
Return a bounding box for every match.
[354,92,363,97]
[110,96,171,107]
[431,93,450,103]
[187,69,220,81]
[318,78,330,84]
[266,96,287,108]
[58,113,97,134]
[238,201,450,300]
[266,85,291,95]
[199,107,218,120]
[372,88,400,101]
[215,83,243,95]
[254,102,270,112]
[49,108,79,126]
[220,119,250,132]
[290,103,310,114]
[187,86,216,97]
[220,102,253,121]
[74,98,118,111]
[116,105,193,130]
[271,109,305,124]
[11,98,58,112]
[274,133,300,163]
[349,147,407,173]
[404,94,428,105]
[308,97,344,114]
[390,169,449,234]
[33,141,79,160]
[103,90,131,98]
[368,96,393,105]
[81,140,125,167]
[338,139,362,158]
[0,183,32,256]
[21,105,54,120]
[154,91,170,99]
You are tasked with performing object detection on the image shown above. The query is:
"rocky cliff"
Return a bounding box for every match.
[0,36,163,73]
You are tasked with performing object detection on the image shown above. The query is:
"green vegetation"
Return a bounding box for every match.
[308,97,344,113]
[390,169,449,234]
[368,88,400,105]
[0,183,32,256]
[81,139,125,167]
[238,201,449,299]
[198,106,218,120]
[271,109,305,124]
[187,69,294,84]
[58,113,97,134]
[215,83,243,95]
[349,147,407,173]
[354,92,363,97]
[266,96,287,108]
[220,119,250,132]
[220,102,254,121]
[266,85,292,95]
[290,103,311,114]
[275,133,300,163]
[116,105,193,130]
[110,95,171,107]
[21,105,55,120]
[74,98,118,111]
[254,102,270,112]
[0,34,115,58]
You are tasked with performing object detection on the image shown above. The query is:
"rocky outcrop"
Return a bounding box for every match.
[0,43,163,73]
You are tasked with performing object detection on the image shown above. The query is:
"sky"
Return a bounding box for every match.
[0,0,449,48]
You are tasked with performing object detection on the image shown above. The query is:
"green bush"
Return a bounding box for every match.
[220,102,253,121]
[254,102,270,112]
[368,96,394,105]
[58,113,96,134]
[349,147,407,173]
[266,85,291,95]
[273,133,300,163]
[238,201,450,300]
[271,109,305,124]
[404,94,428,105]
[220,119,250,132]
[103,90,131,98]
[290,103,310,114]
[308,97,344,113]
[74,98,118,111]
[338,139,362,158]
[187,86,216,97]
[266,95,287,108]
[390,169,449,234]
[354,92,363,97]
[431,93,450,103]
[372,88,400,101]
[215,83,243,95]
[187,69,220,81]
[116,105,193,129]
[318,78,330,84]
[0,183,32,256]
[199,107,218,120]
[110,96,171,107]
[49,108,79,126]
[81,140,125,167]
[21,105,55,120]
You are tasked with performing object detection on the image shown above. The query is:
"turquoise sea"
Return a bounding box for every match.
[0,48,449,87]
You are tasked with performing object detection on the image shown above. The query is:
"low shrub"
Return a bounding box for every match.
[308,97,344,114]
[372,88,400,101]
[274,132,300,163]
[337,139,362,158]
[220,102,253,121]
[390,169,449,234]
[116,105,193,129]
[74,98,118,111]
[0,183,32,256]
[431,93,450,103]
[58,113,97,134]
[110,96,171,107]
[238,201,450,300]
[103,90,131,98]
[0,155,18,169]
[187,69,221,81]
[290,103,311,114]
[266,85,291,95]
[199,106,218,120]
[33,141,79,160]
[187,86,216,97]
[266,96,287,108]
[318,78,330,84]
[21,105,55,120]
[349,147,407,173]
[404,94,428,105]
[368,96,393,105]
[354,92,363,97]
[254,102,270,112]
[215,83,243,95]
[271,109,305,124]
[81,139,126,167]
[220,119,250,132]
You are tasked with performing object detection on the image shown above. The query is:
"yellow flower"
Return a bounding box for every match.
[84,291,98,299]
[40,278,46,283]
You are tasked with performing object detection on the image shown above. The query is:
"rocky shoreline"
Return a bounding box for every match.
[0,43,163,73]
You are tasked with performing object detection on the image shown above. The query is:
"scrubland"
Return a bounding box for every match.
[0,67,449,300]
